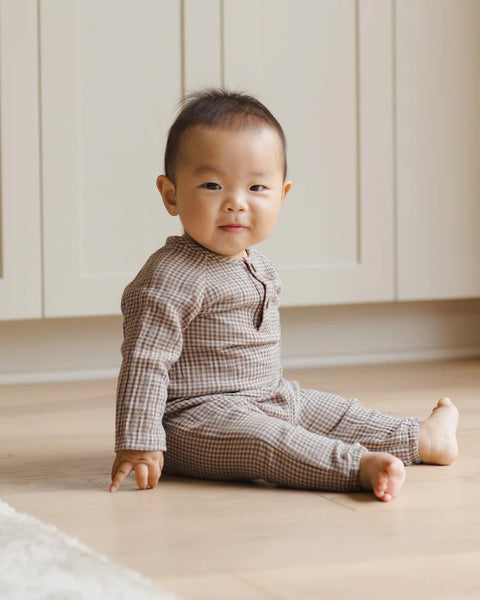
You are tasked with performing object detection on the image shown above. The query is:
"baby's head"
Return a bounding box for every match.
[157,89,292,259]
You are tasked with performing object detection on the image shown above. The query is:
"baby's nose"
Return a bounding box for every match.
[224,194,247,211]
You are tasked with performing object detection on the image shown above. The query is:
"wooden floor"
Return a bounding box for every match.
[1,359,479,599]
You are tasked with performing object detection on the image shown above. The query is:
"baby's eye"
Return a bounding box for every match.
[201,182,221,190]
[250,184,265,192]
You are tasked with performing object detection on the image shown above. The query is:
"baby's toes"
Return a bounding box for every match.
[374,473,388,499]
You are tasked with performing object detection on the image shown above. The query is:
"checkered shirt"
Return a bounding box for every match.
[115,234,286,452]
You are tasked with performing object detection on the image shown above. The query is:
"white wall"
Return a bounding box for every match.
[1,299,479,384]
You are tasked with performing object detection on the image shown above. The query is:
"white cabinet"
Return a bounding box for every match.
[40,0,182,317]
[0,0,42,320]
[186,0,396,306]
[1,0,479,321]
[396,0,480,300]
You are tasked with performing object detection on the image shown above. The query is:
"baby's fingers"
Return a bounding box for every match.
[109,461,133,493]
[134,462,161,490]
[148,461,162,489]
[134,463,149,490]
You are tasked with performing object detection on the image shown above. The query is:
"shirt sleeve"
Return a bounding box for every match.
[115,273,202,452]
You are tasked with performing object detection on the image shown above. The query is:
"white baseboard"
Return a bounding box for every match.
[282,345,480,370]
[0,368,120,386]
[1,298,479,385]
[1,346,479,386]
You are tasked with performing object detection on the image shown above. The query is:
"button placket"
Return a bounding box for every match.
[244,258,271,329]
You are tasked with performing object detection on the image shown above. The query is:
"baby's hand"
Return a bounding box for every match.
[109,449,164,493]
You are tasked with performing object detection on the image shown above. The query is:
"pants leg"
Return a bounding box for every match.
[163,396,367,492]
[293,387,422,465]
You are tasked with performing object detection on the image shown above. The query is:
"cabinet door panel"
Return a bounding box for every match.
[396,0,480,300]
[219,0,395,305]
[0,0,42,320]
[41,0,182,317]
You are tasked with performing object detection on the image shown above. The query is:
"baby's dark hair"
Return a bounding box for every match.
[164,88,287,183]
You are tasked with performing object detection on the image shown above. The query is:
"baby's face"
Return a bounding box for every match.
[158,125,291,259]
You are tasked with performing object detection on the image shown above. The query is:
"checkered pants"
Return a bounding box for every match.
[163,386,422,492]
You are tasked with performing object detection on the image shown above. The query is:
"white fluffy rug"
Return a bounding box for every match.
[0,500,179,600]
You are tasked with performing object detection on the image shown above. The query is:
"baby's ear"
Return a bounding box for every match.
[283,180,292,199]
[156,175,178,216]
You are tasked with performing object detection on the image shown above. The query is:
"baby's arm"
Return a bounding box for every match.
[113,251,205,492]
[110,449,164,493]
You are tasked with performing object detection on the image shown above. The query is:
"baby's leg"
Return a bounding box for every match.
[295,388,422,465]
[163,397,368,493]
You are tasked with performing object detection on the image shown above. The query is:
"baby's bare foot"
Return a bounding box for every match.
[359,452,406,502]
[418,397,459,465]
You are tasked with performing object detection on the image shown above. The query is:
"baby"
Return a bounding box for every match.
[110,89,458,501]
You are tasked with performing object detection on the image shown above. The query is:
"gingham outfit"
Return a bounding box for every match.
[116,234,421,491]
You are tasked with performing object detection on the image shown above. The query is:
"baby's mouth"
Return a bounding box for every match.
[218,224,247,232]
